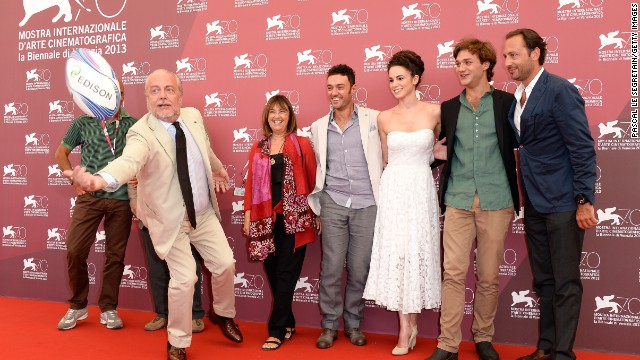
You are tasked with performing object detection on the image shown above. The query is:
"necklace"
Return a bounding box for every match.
[270,138,285,165]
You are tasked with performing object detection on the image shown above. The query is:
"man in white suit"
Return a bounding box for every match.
[309,64,383,349]
[66,69,241,360]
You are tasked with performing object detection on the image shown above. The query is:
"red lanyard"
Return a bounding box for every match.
[101,112,120,158]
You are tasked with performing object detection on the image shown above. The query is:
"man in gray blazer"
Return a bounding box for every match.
[308,64,383,349]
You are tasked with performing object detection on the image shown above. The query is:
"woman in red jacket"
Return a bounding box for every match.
[243,94,317,351]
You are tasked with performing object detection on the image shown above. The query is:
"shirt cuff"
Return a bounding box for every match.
[97,172,119,192]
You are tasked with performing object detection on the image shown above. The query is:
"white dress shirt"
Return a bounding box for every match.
[162,118,211,213]
[514,67,545,136]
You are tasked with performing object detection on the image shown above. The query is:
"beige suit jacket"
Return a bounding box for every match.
[103,107,224,259]
[308,106,383,215]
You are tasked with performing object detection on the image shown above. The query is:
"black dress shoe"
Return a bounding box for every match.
[208,313,243,343]
[425,347,458,360]
[517,349,551,360]
[475,341,500,360]
[167,342,186,360]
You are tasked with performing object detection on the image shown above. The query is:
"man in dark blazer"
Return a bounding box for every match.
[503,29,597,360]
[427,38,519,360]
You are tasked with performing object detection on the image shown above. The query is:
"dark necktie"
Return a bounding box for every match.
[172,121,196,229]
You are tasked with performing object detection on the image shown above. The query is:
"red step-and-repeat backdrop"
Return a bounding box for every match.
[0,0,637,354]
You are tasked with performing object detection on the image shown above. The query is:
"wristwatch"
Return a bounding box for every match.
[576,193,589,205]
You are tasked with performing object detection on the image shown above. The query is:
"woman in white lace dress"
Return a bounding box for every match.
[363,50,445,356]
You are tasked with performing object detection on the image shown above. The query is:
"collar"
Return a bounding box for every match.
[329,105,359,124]
[459,86,494,107]
[159,117,183,131]
[515,67,545,102]
[459,85,495,99]
[117,107,131,118]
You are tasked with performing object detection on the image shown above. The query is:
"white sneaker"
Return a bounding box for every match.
[100,310,123,329]
[57,308,88,330]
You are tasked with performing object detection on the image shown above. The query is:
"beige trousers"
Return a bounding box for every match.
[165,206,236,348]
[437,194,513,352]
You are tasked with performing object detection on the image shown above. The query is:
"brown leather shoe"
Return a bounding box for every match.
[316,328,338,349]
[345,328,367,346]
[208,313,243,343]
[517,349,551,360]
[167,343,186,360]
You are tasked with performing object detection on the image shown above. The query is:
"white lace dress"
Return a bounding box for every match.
[363,129,441,313]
